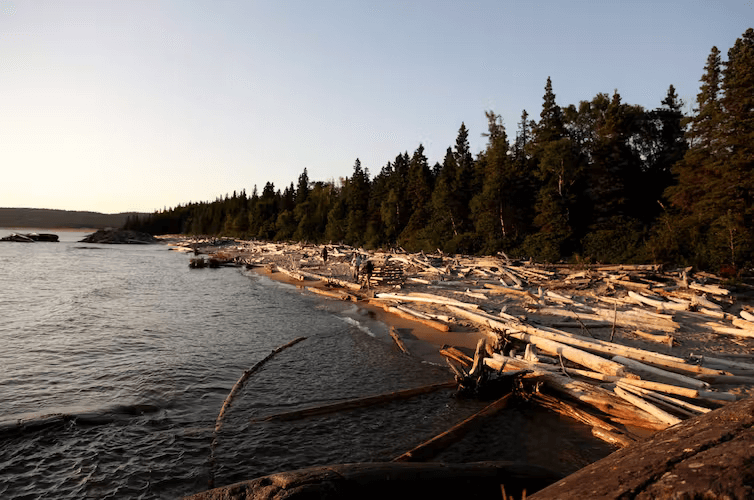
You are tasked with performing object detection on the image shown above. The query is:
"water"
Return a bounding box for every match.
[0,230,613,499]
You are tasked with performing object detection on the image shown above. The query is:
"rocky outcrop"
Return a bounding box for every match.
[79,229,157,244]
[1,233,59,242]
[530,396,754,499]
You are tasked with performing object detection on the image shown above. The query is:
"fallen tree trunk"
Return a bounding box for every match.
[506,332,633,378]
[256,381,455,422]
[530,392,636,448]
[187,461,563,500]
[613,386,681,428]
[393,393,514,462]
[449,306,726,378]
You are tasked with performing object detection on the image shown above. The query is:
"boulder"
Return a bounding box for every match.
[79,229,157,244]
[530,396,754,499]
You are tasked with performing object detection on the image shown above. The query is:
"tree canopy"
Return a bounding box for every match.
[125,29,754,274]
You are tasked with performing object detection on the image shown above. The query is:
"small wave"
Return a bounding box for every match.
[337,316,375,337]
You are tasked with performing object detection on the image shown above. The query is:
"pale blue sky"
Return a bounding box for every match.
[1,0,751,213]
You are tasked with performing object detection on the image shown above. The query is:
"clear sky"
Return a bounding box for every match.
[1,0,751,214]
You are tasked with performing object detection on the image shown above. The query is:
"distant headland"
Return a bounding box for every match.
[0,208,147,229]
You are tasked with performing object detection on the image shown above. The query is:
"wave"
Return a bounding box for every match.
[336,315,376,337]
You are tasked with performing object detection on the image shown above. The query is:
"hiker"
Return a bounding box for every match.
[363,259,374,289]
[352,253,362,282]
[321,246,328,263]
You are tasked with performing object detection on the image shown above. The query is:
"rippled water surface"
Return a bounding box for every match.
[0,230,612,499]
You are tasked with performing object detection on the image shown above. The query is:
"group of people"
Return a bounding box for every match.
[351,253,374,288]
[320,246,374,289]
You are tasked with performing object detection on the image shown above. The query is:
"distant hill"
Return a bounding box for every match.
[0,208,148,229]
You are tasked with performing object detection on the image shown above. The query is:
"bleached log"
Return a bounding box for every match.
[628,291,689,311]
[440,347,473,367]
[615,383,697,418]
[468,339,487,377]
[448,306,725,378]
[689,282,729,296]
[700,322,754,338]
[631,329,674,346]
[324,276,363,291]
[506,332,632,377]
[731,318,754,332]
[562,368,701,398]
[613,386,681,428]
[615,381,711,415]
[612,356,709,389]
[483,283,538,300]
[484,357,666,430]
[306,287,356,301]
[375,292,480,310]
[741,310,754,322]
[371,301,451,332]
[274,265,308,281]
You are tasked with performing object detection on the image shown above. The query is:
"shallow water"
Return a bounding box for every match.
[0,230,613,498]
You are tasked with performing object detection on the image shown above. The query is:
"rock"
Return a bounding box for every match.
[0,233,58,242]
[530,396,754,499]
[79,229,157,244]
[185,461,562,500]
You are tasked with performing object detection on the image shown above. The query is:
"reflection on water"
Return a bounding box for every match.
[0,234,613,498]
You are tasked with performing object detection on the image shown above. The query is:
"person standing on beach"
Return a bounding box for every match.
[321,246,328,263]
[363,259,374,289]
[352,253,362,282]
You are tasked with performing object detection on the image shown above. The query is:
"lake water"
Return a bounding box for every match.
[0,229,612,499]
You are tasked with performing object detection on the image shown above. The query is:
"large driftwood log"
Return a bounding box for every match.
[483,356,667,430]
[393,393,514,462]
[255,381,455,422]
[449,306,727,378]
[186,461,563,500]
[613,386,682,428]
[506,332,632,378]
[530,392,636,448]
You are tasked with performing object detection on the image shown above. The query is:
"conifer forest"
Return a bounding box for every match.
[126,29,754,273]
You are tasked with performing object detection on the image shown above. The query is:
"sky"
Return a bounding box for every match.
[0,0,752,214]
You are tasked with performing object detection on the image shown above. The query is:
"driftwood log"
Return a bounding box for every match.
[185,461,562,500]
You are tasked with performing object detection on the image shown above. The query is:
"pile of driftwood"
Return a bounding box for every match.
[168,238,754,446]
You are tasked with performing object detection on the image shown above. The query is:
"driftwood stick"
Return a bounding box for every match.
[613,386,682,428]
[255,381,456,422]
[209,336,307,488]
[530,392,636,448]
[389,327,410,355]
[393,393,514,462]
[615,381,711,416]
